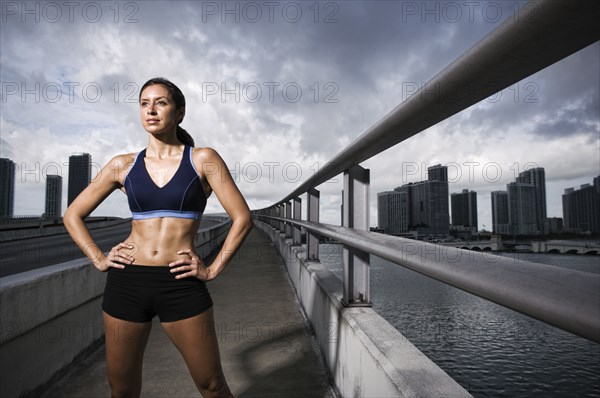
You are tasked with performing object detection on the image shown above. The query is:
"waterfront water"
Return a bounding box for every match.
[318,244,600,397]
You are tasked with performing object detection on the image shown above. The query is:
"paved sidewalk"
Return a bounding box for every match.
[41,228,336,398]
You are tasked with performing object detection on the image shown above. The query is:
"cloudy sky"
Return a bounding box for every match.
[1,0,598,229]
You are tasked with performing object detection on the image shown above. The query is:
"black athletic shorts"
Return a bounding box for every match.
[102,264,213,323]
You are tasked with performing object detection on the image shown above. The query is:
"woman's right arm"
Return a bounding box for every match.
[64,155,134,271]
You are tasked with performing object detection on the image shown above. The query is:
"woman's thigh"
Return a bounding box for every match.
[103,311,152,386]
[161,308,231,395]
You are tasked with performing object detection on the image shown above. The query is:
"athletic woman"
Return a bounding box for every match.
[64,77,253,398]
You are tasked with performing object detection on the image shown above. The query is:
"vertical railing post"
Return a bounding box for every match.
[292,197,301,245]
[306,188,320,261]
[278,204,285,232]
[270,207,276,228]
[342,165,371,306]
[285,201,292,238]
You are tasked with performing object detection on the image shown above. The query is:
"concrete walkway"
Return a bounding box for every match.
[41,228,336,398]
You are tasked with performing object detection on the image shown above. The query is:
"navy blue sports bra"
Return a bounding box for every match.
[124,145,207,221]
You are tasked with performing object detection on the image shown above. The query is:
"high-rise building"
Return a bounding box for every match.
[45,175,62,218]
[562,176,600,233]
[395,164,449,236]
[0,158,16,218]
[507,181,538,235]
[501,167,547,236]
[68,153,91,205]
[517,167,547,233]
[377,190,408,235]
[491,191,509,234]
[451,189,478,231]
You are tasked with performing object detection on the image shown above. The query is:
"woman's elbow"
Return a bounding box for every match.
[236,211,253,232]
[63,206,82,229]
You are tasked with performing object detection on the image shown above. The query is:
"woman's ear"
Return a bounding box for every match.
[177,107,186,123]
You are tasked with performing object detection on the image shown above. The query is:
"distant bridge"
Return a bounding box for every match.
[438,239,600,255]
[437,238,503,251]
[531,241,600,255]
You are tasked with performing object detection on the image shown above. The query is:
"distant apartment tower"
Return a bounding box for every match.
[562,176,600,233]
[396,164,449,236]
[0,158,16,218]
[517,167,547,233]
[451,189,478,230]
[505,167,547,236]
[377,190,408,235]
[507,181,538,235]
[68,153,92,205]
[491,191,509,234]
[45,175,62,218]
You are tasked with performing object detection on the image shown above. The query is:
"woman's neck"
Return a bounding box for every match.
[146,135,183,159]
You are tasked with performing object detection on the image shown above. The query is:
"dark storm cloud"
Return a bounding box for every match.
[446,42,600,140]
[121,1,527,157]
[532,92,599,138]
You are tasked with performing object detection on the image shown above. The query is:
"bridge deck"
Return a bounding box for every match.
[41,228,336,397]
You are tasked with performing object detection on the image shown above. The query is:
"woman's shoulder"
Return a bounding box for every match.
[190,147,227,181]
[104,151,140,172]
[191,146,223,162]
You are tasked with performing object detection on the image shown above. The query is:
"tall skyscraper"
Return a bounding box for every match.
[517,167,547,233]
[68,153,91,205]
[562,176,600,233]
[0,158,16,218]
[507,181,538,235]
[45,175,62,218]
[395,164,449,236]
[491,191,509,234]
[451,189,478,230]
[502,167,547,236]
[377,190,408,235]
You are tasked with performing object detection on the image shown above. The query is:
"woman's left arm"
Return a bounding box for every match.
[195,147,253,280]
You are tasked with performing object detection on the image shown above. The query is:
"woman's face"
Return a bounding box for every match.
[139,84,184,135]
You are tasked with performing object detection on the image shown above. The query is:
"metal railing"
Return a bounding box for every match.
[251,0,600,343]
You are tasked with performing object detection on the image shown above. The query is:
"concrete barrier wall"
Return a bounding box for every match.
[0,217,132,242]
[254,219,472,398]
[0,219,231,398]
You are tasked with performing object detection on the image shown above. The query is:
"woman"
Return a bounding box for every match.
[64,77,253,398]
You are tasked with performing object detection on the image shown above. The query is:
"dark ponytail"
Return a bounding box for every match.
[176,125,195,147]
[140,77,194,147]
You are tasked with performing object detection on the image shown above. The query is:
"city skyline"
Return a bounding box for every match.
[1,1,598,228]
[3,152,599,233]
[374,164,599,234]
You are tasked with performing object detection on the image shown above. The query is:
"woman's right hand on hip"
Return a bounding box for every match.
[95,242,136,271]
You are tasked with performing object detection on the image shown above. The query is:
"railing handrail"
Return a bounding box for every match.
[256,215,600,344]
[265,0,599,208]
